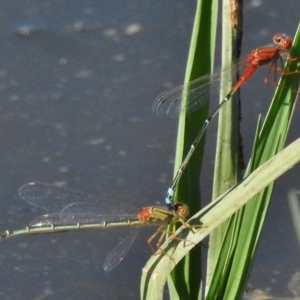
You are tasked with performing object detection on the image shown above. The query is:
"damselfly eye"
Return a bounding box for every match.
[282,37,292,49]
[273,34,283,44]
[176,203,189,219]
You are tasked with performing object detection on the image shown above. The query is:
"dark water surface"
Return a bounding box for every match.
[0,1,299,299]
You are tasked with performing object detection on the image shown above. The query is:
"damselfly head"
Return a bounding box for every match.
[173,202,189,219]
[273,33,292,50]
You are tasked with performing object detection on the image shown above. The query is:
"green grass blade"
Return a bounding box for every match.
[207,1,243,287]
[169,0,218,299]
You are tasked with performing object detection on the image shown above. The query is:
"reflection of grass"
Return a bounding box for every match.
[288,190,300,248]
[141,6,300,300]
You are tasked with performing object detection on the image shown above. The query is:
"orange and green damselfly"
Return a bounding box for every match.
[0,182,189,271]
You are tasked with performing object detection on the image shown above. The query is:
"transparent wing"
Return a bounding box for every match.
[29,213,64,227]
[19,182,138,214]
[60,202,140,224]
[19,182,99,212]
[20,183,141,226]
[152,60,248,118]
[153,73,216,117]
[103,227,140,271]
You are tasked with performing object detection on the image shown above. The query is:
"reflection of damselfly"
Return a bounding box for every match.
[0,182,189,271]
[153,33,298,206]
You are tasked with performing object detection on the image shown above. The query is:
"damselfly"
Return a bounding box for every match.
[0,182,189,271]
[153,33,298,205]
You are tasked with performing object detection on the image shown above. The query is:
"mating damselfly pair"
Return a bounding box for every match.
[0,33,297,271]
